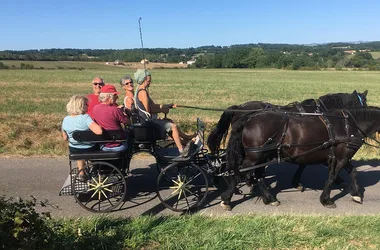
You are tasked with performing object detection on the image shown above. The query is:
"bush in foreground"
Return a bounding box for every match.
[0,196,53,249]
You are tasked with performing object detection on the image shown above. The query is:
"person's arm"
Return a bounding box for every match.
[138,89,170,114]
[126,97,134,110]
[115,108,130,125]
[62,130,68,141]
[89,122,102,135]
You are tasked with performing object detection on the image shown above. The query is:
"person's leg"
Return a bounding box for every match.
[170,123,183,151]
[178,129,196,140]
[77,160,85,176]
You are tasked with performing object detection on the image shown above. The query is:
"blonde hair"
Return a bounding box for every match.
[66,95,88,115]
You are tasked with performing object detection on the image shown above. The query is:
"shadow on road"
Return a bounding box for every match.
[112,159,379,214]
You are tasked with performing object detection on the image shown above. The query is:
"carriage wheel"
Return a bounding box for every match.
[157,162,209,212]
[73,161,127,213]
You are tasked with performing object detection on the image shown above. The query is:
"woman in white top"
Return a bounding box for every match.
[120,75,135,111]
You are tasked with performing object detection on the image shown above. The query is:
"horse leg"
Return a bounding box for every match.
[220,175,238,211]
[255,167,280,206]
[292,164,306,191]
[346,162,362,204]
[320,159,346,208]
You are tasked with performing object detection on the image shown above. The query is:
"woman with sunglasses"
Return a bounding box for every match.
[87,76,104,118]
[120,75,135,112]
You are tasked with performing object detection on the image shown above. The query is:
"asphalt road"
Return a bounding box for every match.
[1,156,380,218]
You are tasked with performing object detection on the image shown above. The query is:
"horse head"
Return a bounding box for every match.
[353,90,368,107]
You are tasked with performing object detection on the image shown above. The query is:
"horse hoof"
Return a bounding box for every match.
[352,196,363,204]
[323,203,337,209]
[270,201,280,207]
[296,184,304,191]
[220,201,232,211]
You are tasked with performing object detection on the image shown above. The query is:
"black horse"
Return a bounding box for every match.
[220,106,380,210]
[208,90,368,189]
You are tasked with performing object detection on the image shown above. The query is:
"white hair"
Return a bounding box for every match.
[66,95,87,115]
[99,93,114,103]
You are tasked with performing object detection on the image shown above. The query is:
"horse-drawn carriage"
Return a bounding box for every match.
[60,90,376,213]
[59,117,225,213]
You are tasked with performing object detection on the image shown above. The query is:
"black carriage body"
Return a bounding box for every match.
[59,118,224,213]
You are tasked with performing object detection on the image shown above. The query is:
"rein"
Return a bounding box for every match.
[176,104,325,113]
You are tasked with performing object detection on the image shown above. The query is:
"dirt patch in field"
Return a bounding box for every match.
[106,62,188,69]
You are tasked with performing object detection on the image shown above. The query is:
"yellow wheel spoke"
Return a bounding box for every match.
[91,189,99,198]
[100,176,109,185]
[184,173,201,186]
[101,190,108,199]
[91,177,99,184]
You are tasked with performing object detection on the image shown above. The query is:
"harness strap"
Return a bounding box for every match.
[317,98,328,112]
[342,109,365,150]
[244,114,289,153]
[295,103,306,113]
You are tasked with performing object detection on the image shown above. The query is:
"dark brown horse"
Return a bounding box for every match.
[220,106,380,210]
[208,90,368,189]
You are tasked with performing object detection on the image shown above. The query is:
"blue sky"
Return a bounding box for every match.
[1,0,379,50]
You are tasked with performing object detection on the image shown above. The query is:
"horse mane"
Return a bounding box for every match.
[319,92,366,110]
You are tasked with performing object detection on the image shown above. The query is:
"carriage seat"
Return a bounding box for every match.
[129,119,167,143]
[69,130,127,161]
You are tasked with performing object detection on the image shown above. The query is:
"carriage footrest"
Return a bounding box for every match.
[69,150,123,160]
[59,173,74,196]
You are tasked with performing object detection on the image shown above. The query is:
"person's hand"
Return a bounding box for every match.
[164,103,175,109]
[162,107,170,114]
[172,103,177,108]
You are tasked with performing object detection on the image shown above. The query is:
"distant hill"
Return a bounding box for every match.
[1,41,380,70]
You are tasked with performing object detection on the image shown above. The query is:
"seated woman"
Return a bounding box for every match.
[120,75,135,111]
[92,84,129,151]
[62,95,103,179]
[133,69,194,155]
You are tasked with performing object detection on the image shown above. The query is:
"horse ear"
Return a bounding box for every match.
[353,90,358,95]
[363,90,368,97]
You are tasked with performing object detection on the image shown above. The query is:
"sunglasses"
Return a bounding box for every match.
[123,81,133,86]
[93,82,104,86]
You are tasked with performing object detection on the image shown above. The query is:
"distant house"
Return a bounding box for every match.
[114,59,124,65]
[344,50,356,55]
[140,59,149,64]
[186,59,196,65]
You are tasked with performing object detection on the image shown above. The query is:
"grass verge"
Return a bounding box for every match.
[47,215,380,249]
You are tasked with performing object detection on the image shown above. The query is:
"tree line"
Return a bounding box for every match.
[1,41,380,70]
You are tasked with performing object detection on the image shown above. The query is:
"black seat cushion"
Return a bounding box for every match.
[132,121,167,142]
[72,130,127,143]
[69,150,123,160]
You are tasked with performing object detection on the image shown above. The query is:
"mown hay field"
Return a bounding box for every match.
[1,61,380,157]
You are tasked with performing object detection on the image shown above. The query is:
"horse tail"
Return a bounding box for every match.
[225,115,247,173]
[207,105,239,154]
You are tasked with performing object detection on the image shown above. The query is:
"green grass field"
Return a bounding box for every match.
[1,61,380,156]
[370,51,380,59]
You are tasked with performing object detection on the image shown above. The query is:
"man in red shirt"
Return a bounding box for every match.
[87,77,104,118]
[93,84,129,151]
